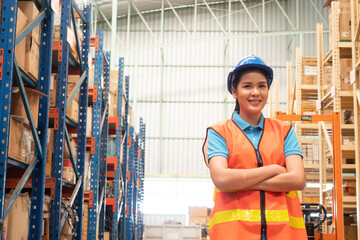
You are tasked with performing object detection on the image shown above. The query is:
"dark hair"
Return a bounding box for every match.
[231,68,269,112]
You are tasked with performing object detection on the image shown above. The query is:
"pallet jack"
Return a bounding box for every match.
[302,203,327,240]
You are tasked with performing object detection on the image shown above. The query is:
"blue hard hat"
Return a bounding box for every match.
[227,54,274,93]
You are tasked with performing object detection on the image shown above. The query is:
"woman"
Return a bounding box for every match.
[202,55,307,240]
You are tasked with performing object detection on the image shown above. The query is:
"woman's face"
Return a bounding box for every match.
[231,71,269,116]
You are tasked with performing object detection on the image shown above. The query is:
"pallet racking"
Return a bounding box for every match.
[350,0,360,238]
[0,1,55,239]
[0,1,145,239]
[317,1,357,217]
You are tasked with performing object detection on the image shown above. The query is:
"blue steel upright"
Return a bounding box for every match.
[127,126,135,239]
[133,133,139,238]
[98,52,110,240]
[29,1,54,239]
[49,0,73,239]
[0,2,19,237]
[88,30,104,239]
[74,4,91,240]
[112,57,125,240]
[120,76,130,239]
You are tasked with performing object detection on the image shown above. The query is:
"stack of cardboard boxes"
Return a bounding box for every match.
[301,142,320,165]
[188,206,210,225]
[301,187,320,203]
[328,0,351,46]
[16,2,41,80]
[3,192,31,239]
[53,7,83,64]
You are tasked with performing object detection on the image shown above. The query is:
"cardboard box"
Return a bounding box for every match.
[340,59,353,91]
[9,116,33,164]
[86,106,92,137]
[11,87,45,126]
[109,90,117,117]
[301,57,317,85]
[323,65,332,94]
[329,0,351,46]
[343,136,355,145]
[302,187,320,197]
[63,138,77,159]
[46,129,54,178]
[4,192,30,240]
[63,166,76,185]
[82,202,89,240]
[25,36,40,80]
[89,67,94,89]
[15,8,28,70]
[189,207,209,217]
[66,99,79,124]
[344,225,357,240]
[50,75,80,107]
[18,1,41,45]
[84,152,91,192]
[301,196,320,203]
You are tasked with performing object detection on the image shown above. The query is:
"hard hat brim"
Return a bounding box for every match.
[227,63,273,93]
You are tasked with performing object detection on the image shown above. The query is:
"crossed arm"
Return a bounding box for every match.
[208,154,306,192]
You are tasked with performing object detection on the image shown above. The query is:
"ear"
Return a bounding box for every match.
[231,87,238,99]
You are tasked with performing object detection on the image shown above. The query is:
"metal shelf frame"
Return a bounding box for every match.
[49,1,91,239]
[87,30,112,240]
[110,57,125,240]
[350,0,360,239]
[120,75,131,239]
[0,1,54,239]
[98,51,111,239]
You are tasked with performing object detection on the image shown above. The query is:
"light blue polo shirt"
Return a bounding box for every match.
[207,111,303,162]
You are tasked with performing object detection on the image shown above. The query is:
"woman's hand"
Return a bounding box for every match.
[269,164,287,175]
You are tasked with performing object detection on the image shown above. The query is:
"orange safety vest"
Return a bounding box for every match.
[202,117,307,240]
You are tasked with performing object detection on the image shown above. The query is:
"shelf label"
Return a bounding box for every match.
[331,86,335,98]
[301,116,312,122]
[304,66,317,76]
[350,69,355,85]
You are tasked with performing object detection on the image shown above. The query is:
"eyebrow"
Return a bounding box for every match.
[241,81,267,84]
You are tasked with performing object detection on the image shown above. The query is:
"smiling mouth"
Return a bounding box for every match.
[248,100,262,103]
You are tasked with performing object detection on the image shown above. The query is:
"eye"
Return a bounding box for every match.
[243,85,251,88]
[259,84,267,88]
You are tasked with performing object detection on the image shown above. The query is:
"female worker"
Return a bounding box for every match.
[202,55,307,240]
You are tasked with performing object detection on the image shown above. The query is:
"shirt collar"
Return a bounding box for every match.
[232,111,265,131]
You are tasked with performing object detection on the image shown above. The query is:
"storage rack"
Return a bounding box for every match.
[87,30,110,239]
[0,1,54,239]
[350,0,360,238]
[294,48,322,184]
[107,57,126,239]
[49,1,92,239]
[0,1,146,239]
[317,1,357,215]
[136,118,146,240]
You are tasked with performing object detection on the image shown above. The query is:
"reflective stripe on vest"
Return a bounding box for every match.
[209,209,305,230]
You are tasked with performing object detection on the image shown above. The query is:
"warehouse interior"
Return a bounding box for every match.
[0,0,359,239]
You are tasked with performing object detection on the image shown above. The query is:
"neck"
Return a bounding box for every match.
[239,111,262,126]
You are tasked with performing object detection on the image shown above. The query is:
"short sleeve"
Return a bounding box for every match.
[284,127,303,158]
[207,128,229,162]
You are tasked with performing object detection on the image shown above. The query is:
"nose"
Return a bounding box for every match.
[251,87,261,95]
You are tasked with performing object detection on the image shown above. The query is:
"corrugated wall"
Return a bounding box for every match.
[98,0,329,177]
